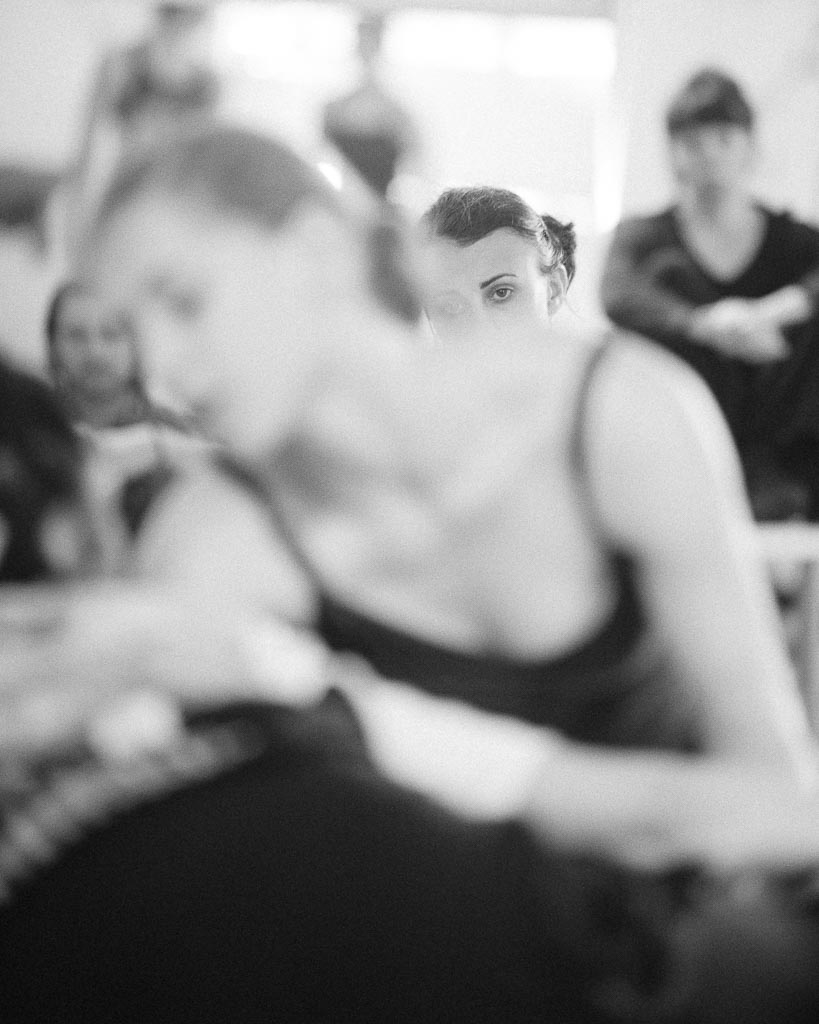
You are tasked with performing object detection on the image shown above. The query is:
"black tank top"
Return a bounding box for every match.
[226,343,702,752]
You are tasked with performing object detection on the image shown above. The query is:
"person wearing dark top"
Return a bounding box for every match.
[46,279,208,552]
[322,11,419,198]
[64,2,218,259]
[309,342,700,752]
[600,68,819,520]
[4,357,819,1024]
[80,129,817,781]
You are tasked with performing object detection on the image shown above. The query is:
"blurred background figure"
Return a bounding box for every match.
[0,357,88,583]
[601,68,819,522]
[78,127,817,779]
[0,166,63,374]
[46,280,208,568]
[321,10,419,200]
[64,1,219,256]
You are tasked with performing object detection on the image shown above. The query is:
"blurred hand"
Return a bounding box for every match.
[688,299,790,362]
[0,582,329,756]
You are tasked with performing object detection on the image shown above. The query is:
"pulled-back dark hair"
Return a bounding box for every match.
[666,68,754,136]
[421,186,576,285]
[0,357,81,581]
[97,125,421,324]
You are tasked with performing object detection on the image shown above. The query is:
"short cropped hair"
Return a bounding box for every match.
[421,186,576,285]
[666,69,754,135]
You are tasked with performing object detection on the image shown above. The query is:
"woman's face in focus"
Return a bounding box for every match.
[52,288,138,396]
[80,193,334,456]
[420,228,562,346]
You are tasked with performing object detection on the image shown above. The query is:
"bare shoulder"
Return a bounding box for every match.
[591,333,735,460]
[581,334,750,550]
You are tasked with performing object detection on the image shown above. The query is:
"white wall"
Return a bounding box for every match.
[0,1,148,170]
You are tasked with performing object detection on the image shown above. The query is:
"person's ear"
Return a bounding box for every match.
[547,264,568,315]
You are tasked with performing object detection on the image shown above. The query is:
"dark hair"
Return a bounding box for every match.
[422,186,577,285]
[0,357,81,581]
[666,69,754,135]
[97,125,421,324]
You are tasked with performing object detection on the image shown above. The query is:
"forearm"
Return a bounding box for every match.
[335,666,561,818]
[523,742,819,873]
[601,232,700,349]
[753,284,815,328]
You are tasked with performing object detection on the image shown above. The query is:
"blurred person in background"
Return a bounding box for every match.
[46,280,208,563]
[0,165,63,373]
[0,357,88,583]
[322,10,420,200]
[74,128,819,774]
[601,68,819,522]
[63,1,219,258]
[4,338,819,1023]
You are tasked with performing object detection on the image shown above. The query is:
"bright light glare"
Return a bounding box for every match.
[385,12,503,74]
[317,161,344,190]
[386,12,615,80]
[214,1,354,81]
[505,18,616,79]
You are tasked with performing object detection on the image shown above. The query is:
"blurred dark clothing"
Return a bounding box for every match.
[601,205,819,519]
[0,164,59,241]
[317,580,700,754]
[264,344,703,755]
[0,694,683,1023]
[2,695,819,1022]
[322,83,416,198]
[324,122,405,197]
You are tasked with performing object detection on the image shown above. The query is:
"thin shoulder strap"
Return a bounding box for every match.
[568,337,618,545]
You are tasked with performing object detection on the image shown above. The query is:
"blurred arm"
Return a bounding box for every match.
[600,217,700,346]
[584,339,817,777]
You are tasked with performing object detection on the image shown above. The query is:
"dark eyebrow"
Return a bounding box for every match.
[479,273,516,289]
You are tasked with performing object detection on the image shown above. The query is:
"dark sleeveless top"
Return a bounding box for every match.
[229,342,702,753]
[114,54,218,126]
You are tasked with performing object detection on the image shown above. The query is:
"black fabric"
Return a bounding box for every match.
[317,592,698,752]
[325,127,402,197]
[215,343,701,754]
[0,696,692,1023]
[314,345,701,753]
[114,60,218,126]
[601,205,819,518]
[3,697,819,1022]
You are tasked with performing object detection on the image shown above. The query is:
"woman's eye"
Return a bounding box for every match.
[488,285,514,304]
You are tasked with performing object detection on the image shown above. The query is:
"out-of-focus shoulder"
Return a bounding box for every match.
[595,331,731,441]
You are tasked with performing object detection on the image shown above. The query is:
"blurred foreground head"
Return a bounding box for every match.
[80,126,420,456]
[0,358,84,581]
